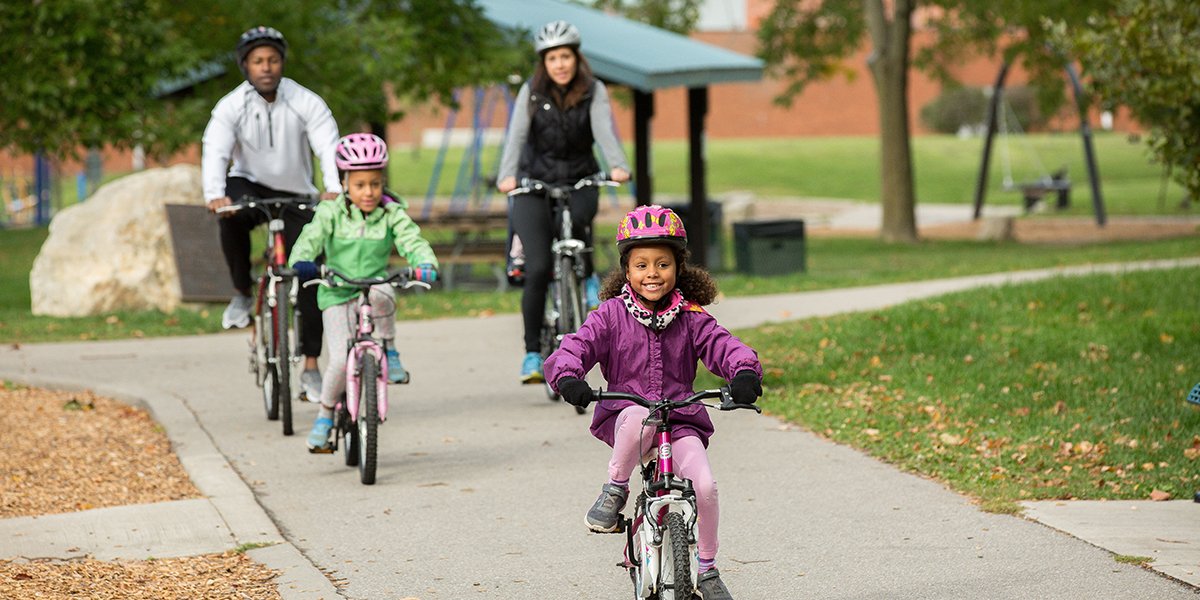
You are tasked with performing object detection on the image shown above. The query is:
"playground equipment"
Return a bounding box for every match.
[973,62,1106,225]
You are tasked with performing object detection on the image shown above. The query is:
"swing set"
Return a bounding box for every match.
[972,62,1106,226]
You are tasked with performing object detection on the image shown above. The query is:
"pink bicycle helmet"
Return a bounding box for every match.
[616,205,687,252]
[335,133,389,171]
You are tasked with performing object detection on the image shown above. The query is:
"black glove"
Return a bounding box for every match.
[729,370,762,405]
[557,377,593,408]
[293,261,319,282]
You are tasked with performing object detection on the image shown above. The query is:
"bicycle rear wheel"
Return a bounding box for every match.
[274,279,293,436]
[338,399,359,467]
[257,301,279,421]
[557,255,582,334]
[358,357,380,485]
[659,512,694,600]
[555,257,587,414]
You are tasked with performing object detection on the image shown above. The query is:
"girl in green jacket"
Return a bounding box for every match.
[289,133,438,451]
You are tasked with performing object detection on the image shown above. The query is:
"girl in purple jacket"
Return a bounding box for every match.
[545,205,763,599]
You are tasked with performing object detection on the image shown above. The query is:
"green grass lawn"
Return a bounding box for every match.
[716,267,1200,512]
[387,133,1189,216]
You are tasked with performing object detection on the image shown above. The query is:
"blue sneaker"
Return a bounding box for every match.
[306,416,333,452]
[585,273,600,310]
[520,352,544,384]
[386,348,410,384]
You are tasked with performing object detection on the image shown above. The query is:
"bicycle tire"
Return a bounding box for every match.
[275,278,293,436]
[258,301,280,421]
[540,285,562,402]
[558,255,581,334]
[358,357,380,485]
[659,512,694,600]
[339,401,359,467]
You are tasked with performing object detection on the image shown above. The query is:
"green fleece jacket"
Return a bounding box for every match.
[289,194,438,310]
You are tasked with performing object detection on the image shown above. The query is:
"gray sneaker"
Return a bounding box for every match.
[697,568,734,600]
[222,294,253,329]
[585,483,628,533]
[300,369,322,403]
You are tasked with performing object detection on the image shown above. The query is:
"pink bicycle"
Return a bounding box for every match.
[585,387,760,599]
[304,266,433,484]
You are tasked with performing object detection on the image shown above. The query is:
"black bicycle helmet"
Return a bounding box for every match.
[236,26,287,65]
[534,20,581,54]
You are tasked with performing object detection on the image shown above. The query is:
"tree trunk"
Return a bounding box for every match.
[865,0,918,243]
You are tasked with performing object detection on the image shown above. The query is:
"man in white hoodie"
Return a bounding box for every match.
[202,26,341,400]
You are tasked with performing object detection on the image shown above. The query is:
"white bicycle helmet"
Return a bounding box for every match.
[534,20,581,53]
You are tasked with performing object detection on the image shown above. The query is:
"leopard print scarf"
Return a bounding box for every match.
[620,283,684,331]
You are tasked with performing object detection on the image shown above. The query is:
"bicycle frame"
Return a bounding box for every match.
[591,387,760,599]
[344,292,389,423]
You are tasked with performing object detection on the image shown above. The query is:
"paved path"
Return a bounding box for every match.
[3,258,1199,599]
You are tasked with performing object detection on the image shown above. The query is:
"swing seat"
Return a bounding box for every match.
[1014,169,1071,212]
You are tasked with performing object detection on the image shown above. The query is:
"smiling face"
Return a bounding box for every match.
[244,45,283,99]
[542,46,577,87]
[625,244,678,305]
[344,169,384,213]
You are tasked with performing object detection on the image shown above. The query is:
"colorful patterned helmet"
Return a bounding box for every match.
[236,26,287,64]
[535,20,581,53]
[616,205,687,252]
[335,133,389,171]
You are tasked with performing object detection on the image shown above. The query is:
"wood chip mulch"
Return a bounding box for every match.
[0,384,281,599]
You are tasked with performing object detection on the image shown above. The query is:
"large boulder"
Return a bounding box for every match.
[30,164,205,316]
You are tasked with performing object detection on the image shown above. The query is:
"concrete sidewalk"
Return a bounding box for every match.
[2,257,1199,598]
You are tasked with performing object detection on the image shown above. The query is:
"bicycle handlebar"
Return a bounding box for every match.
[302,265,433,292]
[592,386,762,414]
[214,195,317,215]
[507,172,620,197]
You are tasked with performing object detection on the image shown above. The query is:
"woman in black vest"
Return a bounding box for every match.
[497,20,630,383]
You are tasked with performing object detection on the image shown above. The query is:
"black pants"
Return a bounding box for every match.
[219,177,323,358]
[510,185,598,353]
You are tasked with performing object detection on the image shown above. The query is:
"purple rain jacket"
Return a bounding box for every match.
[545,297,762,448]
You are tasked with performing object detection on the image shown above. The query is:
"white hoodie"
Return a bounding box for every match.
[201,78,342,201]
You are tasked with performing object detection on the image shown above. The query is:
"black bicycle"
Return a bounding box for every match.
[508,173,618,413]
[216,195,314,436]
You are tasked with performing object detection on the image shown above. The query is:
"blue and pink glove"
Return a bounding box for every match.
[413,264,438,283]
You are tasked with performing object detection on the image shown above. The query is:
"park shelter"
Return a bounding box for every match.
[477,0,764,268]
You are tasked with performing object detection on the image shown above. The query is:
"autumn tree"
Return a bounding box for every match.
[1060,0,1200,202]
[0,0,524,160]
[758,1,1114,242]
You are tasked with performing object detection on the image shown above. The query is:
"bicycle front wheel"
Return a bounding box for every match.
[357,357,380,485]
[659,512,694,600]
[274,278,293,436]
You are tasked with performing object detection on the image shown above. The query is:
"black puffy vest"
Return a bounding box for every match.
[519,80,599,184]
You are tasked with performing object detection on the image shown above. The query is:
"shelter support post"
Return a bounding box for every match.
[688,86,709,270]
[634,89,654,207]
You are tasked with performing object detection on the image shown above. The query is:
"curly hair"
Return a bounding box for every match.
[599,245,719,306]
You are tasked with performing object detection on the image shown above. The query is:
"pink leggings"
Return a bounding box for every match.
[608,405,720,561]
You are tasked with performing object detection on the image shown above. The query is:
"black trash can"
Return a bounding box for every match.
[664,201,723,271]
[733,219,806,276]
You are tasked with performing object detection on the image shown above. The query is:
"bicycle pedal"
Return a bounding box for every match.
[307,445,335,455]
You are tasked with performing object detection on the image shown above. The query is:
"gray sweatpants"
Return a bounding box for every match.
[319,285,396,409]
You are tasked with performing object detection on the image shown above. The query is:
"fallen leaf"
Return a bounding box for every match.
[1149,489,1171,501]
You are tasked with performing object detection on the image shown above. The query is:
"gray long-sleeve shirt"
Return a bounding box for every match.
[497,80,629,182]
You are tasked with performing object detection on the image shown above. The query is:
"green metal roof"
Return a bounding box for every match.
[477,0,763,91]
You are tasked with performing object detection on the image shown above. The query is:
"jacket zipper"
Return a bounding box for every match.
[267,104,274,148]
